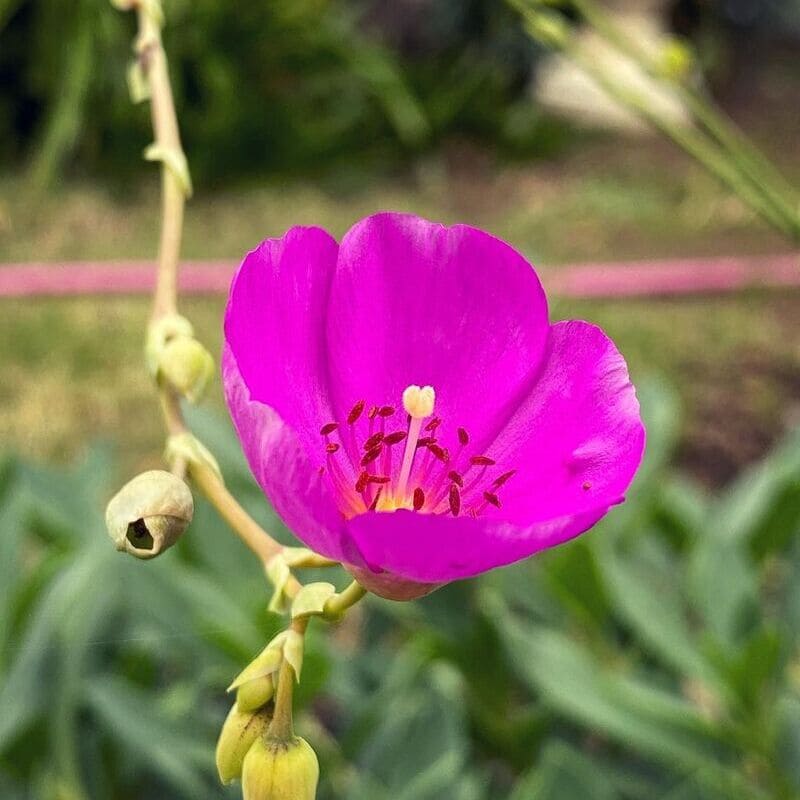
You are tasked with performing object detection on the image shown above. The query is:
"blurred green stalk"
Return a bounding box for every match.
[510,0,800,242]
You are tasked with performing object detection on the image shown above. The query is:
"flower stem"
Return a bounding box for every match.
[509,0,800,241]
[325,580,367,617]
[134,0,184,320]
[189,459,302,597]
[567,0,800,240]
[268,618,308,741]
[119,0,295,573]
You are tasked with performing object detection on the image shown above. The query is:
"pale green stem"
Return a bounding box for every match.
[566,0,800,239]
[509,1,797,238]
[119,0,293,571]
[268,618,308,741]
[325,581,368,617]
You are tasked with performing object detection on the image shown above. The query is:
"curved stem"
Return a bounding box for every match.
[325,581,367,617]
[122,0,293,571]
[189,459,302,597]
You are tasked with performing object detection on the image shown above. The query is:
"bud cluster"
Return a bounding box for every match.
[217,628,318,799]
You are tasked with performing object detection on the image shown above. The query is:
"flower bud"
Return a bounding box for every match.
[158,335,215,403]
[242,736,319,800]
[105,470,193,559]
[237,674,275,714]
[658,37,694,83]
[216,702,273,785]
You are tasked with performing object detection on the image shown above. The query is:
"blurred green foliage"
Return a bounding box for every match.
[1,380,800,798]
[1,0,550,187]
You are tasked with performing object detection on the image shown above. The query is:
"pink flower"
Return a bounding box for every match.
[223,213,645,599]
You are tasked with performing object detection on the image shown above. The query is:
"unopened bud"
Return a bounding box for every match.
[658,37,694,82]
[242,736,319,800]
[105,470,193,559]
[237,674,275,713]
[216,703,273,785]
[158,335,214,403]
[228,635,285,712]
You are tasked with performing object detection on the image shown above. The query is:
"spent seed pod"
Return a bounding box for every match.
[105,469,193,559]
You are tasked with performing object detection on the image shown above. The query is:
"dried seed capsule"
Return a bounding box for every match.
[105,470,193,559]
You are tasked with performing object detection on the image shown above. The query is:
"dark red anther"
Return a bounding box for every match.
[361,447,382,467]
[470,455,496,467]
[582,481,592,491]
[493,470,517,487]
[448,471,464,487]
[369,488,383,510]
[383,431,407,446]
[425,417,442,431]
[378,405,396,417]
[483,491,501,508]
[364,432,384,450]
[355,471,369,493]
[449,485,461,516]
[367,475,390,484]
[416,436,436,448]
[368,405,379,419]
[326,443,340,454]
[320,422,338,435]
[347,400,366,425]
[428,444,450,463]
[457,427,469,446]
[413,487,425,511]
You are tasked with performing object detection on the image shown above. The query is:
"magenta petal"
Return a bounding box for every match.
[345,506,609,583]
[224,227,339,457]
[222,346,364,567]
[489,320,645,523]
[325,212,550,451]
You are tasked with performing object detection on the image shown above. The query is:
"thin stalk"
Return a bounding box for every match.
[325,581,367,617]
[268,618,308,741]
[566,0,800,238]
[565,41,795,238]
[123,0,291,571]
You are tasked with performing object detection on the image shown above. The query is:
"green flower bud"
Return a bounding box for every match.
[216,703,273,785]
[658,37,694,82]
[242,736,319,800]
[158,335,214,403]
[105,470,193,559]
[237,674,275,713]
[228,635,284,712]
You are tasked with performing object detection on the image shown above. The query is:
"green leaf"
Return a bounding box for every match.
[491,596,748,796]
[510,742,620,800]
[708,428,800,550]
[596,539,714,682]
[87,677,215,799]
[0,546,111,751]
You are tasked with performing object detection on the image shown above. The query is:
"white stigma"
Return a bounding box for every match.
[395,384,436,503]
[402,384,436,419]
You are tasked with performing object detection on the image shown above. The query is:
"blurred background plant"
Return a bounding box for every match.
[2,386,800,799]
[1,0,800,798]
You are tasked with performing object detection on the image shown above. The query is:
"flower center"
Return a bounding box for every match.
[317,384,516,519]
